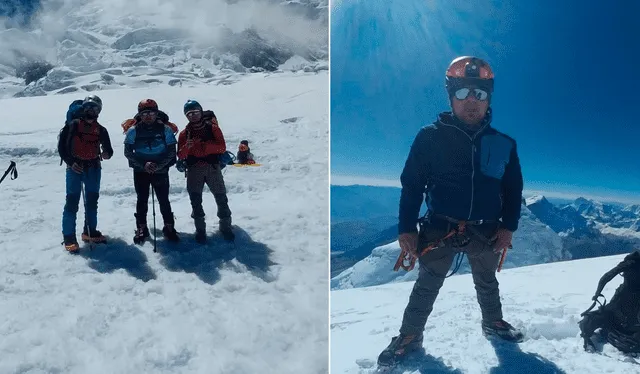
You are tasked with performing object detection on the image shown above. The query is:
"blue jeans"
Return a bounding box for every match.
[62,166,101,236]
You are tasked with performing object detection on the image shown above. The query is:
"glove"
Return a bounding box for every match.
[490,228,513,253]
[398,232,419,259]
[176,159,187,173]
[144,162,157,173]
[71,162,83,174]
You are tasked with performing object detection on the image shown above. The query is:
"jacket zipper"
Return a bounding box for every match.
[470,144,475,219]
[439,122,488,220]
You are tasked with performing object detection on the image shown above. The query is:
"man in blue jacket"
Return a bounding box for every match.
[378,56,524,367]
[123,99,180,244]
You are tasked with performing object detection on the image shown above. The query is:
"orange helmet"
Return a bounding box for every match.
[138,99,158,113]
[445,56,494,93]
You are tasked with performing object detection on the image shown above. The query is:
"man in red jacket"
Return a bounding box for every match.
[177,99,234,243]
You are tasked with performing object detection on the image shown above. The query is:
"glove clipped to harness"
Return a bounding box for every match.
[176,159,187,173]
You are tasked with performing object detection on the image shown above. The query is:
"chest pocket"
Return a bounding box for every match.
[479,134,512,180]
[72,124,100,160]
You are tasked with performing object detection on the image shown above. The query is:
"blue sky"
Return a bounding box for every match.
[331,0,640,204]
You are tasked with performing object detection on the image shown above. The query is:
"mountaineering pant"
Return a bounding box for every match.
[133,171,174,225]
[399,221,503,336]
[62,166,101,236]
[185,163,231,232]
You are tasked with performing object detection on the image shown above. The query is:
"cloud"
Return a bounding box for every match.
[0,0,326,70]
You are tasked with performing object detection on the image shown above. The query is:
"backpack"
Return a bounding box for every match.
[58,100,101,166]
[66,99,84,125]
[579,251,640,354]
[220,151,236,169]
[121,110,179,135]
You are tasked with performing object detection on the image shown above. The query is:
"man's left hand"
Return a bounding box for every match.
[490,228,513,253]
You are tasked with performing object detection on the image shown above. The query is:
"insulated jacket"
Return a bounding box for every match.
[57,119,113,168]
[398,109,523,234]
[177,111,226,167]
[123,120,177,174]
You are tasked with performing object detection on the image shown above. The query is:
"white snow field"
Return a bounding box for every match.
[0,71,328,374]
[331,254,640,374]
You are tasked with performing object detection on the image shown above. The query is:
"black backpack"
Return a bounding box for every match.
[579,251,640,354]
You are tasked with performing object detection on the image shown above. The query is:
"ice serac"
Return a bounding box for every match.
[0,0,328,99]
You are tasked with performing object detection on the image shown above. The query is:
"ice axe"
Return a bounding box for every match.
[0,161,17,186]
[497,244,512,272]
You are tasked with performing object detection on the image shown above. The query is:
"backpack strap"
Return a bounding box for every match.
[594,253,639,299]
[122,118,137,134]
[581,253,639,317]
[63,121,78,165]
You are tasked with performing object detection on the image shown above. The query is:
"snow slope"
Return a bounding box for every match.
[0,71,328,373]
[331,204,565,290]
[331,254,640,374]
[0,0,328,99]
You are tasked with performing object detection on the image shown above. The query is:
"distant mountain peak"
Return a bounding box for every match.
[525,194,550,206]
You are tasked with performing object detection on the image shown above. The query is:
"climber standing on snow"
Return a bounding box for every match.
[176,99,234,243]
[123,99,180,244]
[377,56,524,367]
[58,95,113,253]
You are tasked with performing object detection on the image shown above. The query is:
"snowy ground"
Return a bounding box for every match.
[0,71,328,374]
[331,254,640,374]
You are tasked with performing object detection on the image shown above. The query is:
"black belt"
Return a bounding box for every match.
[431,213,496,226]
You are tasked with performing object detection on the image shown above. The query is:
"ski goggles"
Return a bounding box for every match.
[452,87,490,101]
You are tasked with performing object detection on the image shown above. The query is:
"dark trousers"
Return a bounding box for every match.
[185,163,231,231]
[133,171,174,225]
[399,221,503,336]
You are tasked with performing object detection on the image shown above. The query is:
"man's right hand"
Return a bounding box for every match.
[71,162,83,174]
[399,232,419,259]
[144,162,157,173]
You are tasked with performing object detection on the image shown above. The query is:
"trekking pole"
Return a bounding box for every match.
[0,161,17,186]
[151,186,157,253]
[81,182,94,251]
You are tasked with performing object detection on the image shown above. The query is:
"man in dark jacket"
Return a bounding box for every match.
[123,99,179,244]
[58,95,113,252]
[378,56,524,367]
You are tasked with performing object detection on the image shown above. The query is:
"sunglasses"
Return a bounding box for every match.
[84,104,101,114]
[140,110,157,117]
[453,87,489,101]
[185,110,201,119]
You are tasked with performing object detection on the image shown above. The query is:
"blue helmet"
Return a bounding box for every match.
[183,99,202,114]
